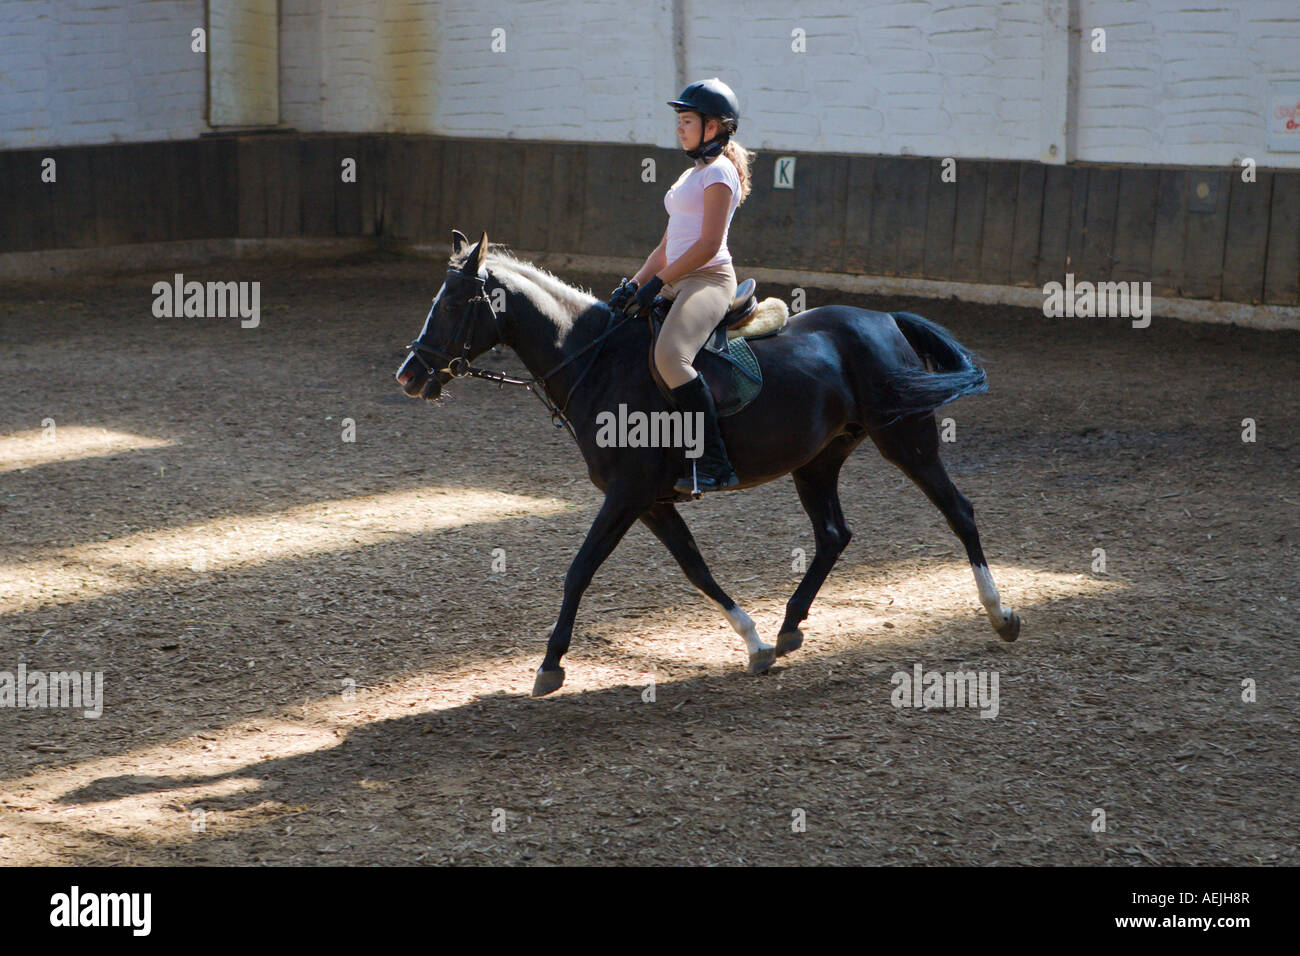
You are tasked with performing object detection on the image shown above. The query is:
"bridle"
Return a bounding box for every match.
[404,268,634,441]
[405,271,499,381]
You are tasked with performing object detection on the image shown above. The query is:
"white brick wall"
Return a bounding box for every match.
[209,0,278,126]
[278,0,674,142]
[3,0,1297,168]
[1075,0,1300,166]
[685,0,1049,158]
[0,0,206,148]
[278,0,324,131]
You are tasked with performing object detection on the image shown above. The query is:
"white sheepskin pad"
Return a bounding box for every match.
[727,297,789,340]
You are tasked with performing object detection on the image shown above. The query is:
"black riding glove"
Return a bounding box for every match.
[625,275,664,316]
[607,278,638,312]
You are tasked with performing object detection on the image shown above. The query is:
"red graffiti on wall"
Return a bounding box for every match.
[1275,101,1300,130]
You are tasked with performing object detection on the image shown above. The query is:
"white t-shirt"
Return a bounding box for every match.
[664,155,742,268]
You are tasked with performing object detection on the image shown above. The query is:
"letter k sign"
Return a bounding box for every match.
[775,157,796,190]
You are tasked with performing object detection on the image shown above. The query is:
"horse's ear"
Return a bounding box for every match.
[451,229,468,255]
[461,231,488,275]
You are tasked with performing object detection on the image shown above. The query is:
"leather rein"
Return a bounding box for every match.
[404,269,635,441]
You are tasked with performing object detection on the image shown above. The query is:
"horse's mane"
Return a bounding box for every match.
[451,242,600,335]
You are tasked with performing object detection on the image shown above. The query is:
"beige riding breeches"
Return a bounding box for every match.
[653,261,738,390]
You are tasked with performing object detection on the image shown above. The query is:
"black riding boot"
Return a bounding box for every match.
[669,373,738,497]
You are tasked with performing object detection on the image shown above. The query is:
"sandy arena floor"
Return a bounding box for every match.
[0,251,1295,865]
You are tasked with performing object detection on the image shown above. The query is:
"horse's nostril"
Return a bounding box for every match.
[396,370,413,386]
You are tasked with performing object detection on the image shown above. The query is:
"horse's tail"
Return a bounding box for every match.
[882,311,988,423]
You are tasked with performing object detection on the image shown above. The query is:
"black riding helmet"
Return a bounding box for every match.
[668,77,739,160]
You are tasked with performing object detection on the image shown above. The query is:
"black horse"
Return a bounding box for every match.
[397,230,1020,696]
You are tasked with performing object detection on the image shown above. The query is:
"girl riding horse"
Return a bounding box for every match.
[608,77,754,498]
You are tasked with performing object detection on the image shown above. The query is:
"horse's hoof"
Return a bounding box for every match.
[531,667,566,697]
[775,628,804,657]
[747,646,776,675]
[995,612,1021,643]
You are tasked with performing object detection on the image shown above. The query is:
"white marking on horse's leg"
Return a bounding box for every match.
[972,563,1011,628]
[699,591,770,657]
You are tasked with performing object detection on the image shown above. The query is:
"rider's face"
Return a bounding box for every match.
[676,112,717,150]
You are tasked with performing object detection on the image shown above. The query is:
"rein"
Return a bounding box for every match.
[405,269,634,442]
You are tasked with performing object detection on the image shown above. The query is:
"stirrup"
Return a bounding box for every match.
[673,459,739,499]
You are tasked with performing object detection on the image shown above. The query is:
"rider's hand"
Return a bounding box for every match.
[625,275,664,316]
[607,278,638,312]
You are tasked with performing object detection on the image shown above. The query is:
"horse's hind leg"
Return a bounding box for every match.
[640,502,775,675]
[871,415,1020,641]
[778,436,859,655]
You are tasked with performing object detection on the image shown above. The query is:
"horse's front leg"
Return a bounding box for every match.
[533,487,648,697]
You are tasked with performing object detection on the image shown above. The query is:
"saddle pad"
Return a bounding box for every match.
[710,336,762,417]
[727,297,789,340]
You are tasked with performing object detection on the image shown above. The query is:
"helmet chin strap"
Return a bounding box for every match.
[685,133,729,161]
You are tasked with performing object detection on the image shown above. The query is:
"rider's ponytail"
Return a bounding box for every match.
[721,136,754,205]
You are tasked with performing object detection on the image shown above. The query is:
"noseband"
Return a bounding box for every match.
[404,268,632,440]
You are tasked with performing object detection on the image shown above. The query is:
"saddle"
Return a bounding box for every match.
[648,279,790,417]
